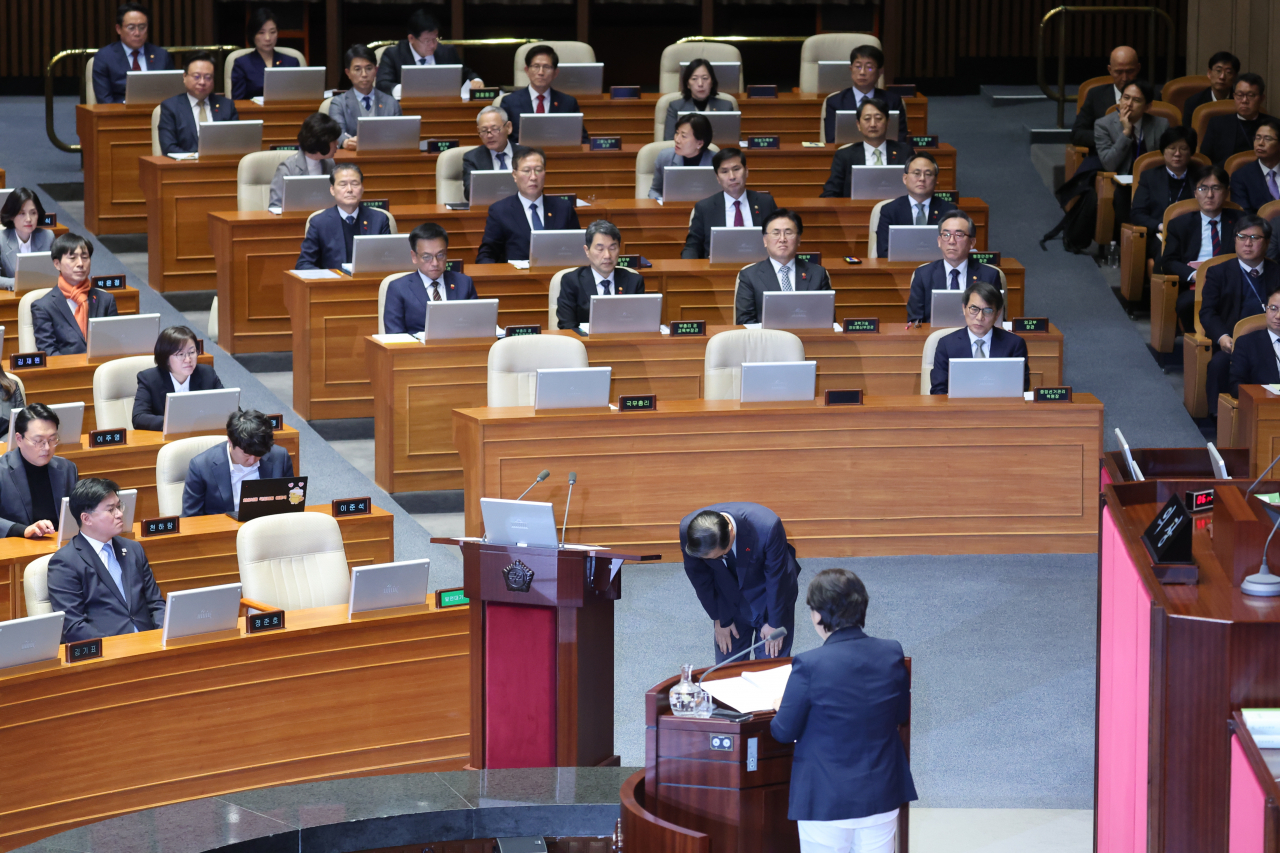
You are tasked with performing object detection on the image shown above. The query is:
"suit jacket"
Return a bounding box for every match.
[181,443,296,517]
[0,448,77,537]
[650,145,714,200]
[267,151,336,210]
[681,189,778,259]
[91,41,173,104]
[874,194,957,259]
[0,227,55,290]
[1130,167,1193,236]
[475,194,581,263]
[556,266,645,328]
[820,140,916,199]
[31,287,118,355]
[1182,87,1220,130]
[771,626,917,821]
[375,41,477,95]
[1094,111,1170,174]
[230,50,300,100]
[930,327,1030,395]
[1230,160,1280,215]
[679,501,800,629]
[823,87,911,145]
[462,144,513,202]
[906,258,1002,322]
[1229,327,1280,396]
[156,92,240,155]
[295,204,391,270]
[131,364,225,431]
[1070,83,1119,149]
[663,95,736,141]
[1160,208,1243,284]
[384,270,479,334]
[46,534,165,643]
[734,258,832,325]
[1199,259,1279,343]
[328,87,402,148]
[1201,113,1279,166]
[502,87,589,144]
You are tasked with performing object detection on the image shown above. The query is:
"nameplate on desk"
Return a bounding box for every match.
[333,496,371,517]
[610,86,641,99]
[933,191,957,204]
[885,84,918,97]
[669,320,706,336]
[1013,317,1048,333]
[91,274,126,290]
[246,610,286,634]
[265,413,284,430]
[619,394,656,411]
[910,135,939,148]
[843,318,879,333]
[41,213,57,227]
[142,516,180,537]
[616,254,652,269]
[747,85,778,99]
[1185,488,1215,513]
[745,135,780,150]
[89,428,127,447]
[66,637,103,663]
[504,324,541,336]
[470,88,501,101]
[269,144,299,151]
[969,251,1001,266]
[422,139,458,153]
[1140,495,1196,579]
[824,389,863,405]
[589,136,622,151]
[445,259,465,273]
[436,587,470,608]
[362,198,390,211]
[10,352,46,370]
[795,252,821,265]
[1032,386,1072,402]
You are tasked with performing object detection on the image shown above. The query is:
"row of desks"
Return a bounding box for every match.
[0,286,139,365]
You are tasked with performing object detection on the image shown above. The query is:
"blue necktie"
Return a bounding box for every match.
[530,203,543,231]
[496,152,507,169]
[362,95,371,111]
[949,268,960,290]
[101,543,127,604]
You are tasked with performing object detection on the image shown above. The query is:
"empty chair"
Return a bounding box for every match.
[487,334,589,406]
[92,355,153,430]
[799,33,883,93]
[435,144,480,205]
[151,104,164,156]
[237,149,296,211]
[155,434,228,517]
[513,41,596,88]
[18,288,52,353]
[921,327,960,394]
[703,328,805,400]
[659,42,744,94]
[84,57,99,107]
[22,554,56,618]
[236,512,351,611]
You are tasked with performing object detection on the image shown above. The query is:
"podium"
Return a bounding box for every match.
[435,538,654,769]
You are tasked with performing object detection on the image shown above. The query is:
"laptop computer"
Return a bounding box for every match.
[480,497,560,547]
[57,489,138,547]
[662,166,719,202]
[740,361,817,402]
[344,234,409,274]
[833,110,902,145]
[400,64,463,98]
[161,583,242,648]
[709,226,767,264]
[197,121,263,158]
[554,63,605,96]
[261,67,325,103]
[6,401,83,447]
[356,116,422,152]
[161,387,241,437]
[817,61,852,94]
[886,225,943,262]
[470,170,517,206]
[677,110,741,144]
[679,61,741,92]
[282,175,335,212]
[589,293,663,333]
[348,559,431,617]
[87,313,161,359]
[529,230,588,268]
[518,113,585,147]
[1115,428,1144,481]
[761,291,836,330]
[930,289,1004,328]
[123,70,186,105]
[229,476,308,522]
[0,612,64,670]
[947,357,1025,398]
[534,366,612,409]
[849,165,908,200]
[14,251,57,293]
[424,298,500,340]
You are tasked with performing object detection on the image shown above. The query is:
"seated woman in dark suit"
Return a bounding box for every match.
[0,188,56,292]
[133,325,224,431]
[230,7,301,100]
[663,58,736,141]
[771,568,917,853]
[650,113,714,201]
[32,233,118,356]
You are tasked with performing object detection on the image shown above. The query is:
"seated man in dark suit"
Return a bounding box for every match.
[906,211,1001,324]
[0,404,78,539]
[1229,287,1280,397]
[734,209,832,325]
[1131,126,1196,261]
[1200,214,1279,407]
[296,164,391,270]
[33,233,119,356]
[1070,45,1139,152]
[475,147,581,263]
[47,478,166,643]
[91,2,173,104]
[822,44,910,145]
[1230,119,1280,215]
[874,152,956,258]
[1160,165,1242,333]
[680,502,800,662]
[556,220,645,329]
[501,45,589,145]
[1201,74,1277,166]
[463,106,515,202]
[156,51,239,155]
[1183,51,1239,130]
[682,148,778,259]
[132,325,224,430]
[331,44,402,151]
[182,410,295,517]
[384,222,477,335]
[820,98,914,199]
[375,8,483,97]
[268,112,341,210]
[930,281,1029,395]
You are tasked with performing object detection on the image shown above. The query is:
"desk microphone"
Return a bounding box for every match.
[1244,505,1280,596]
[516,469,551,501]
[1246,453,1280,498]
[560,471,577,546]
[697,627,788,686]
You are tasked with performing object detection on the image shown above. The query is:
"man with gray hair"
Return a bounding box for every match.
[462,105,514,201]
[556,220,646,329]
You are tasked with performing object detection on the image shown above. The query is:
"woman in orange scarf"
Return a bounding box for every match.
[32,233,118,355]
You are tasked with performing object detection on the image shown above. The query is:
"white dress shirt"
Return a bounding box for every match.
[66,296,79,314]
[966,327,994,358]
[1196,211,1223,263]
[851,86,875,108]
[187,92,210,136]
[417,269,445,300]
[170,372,191,394]
[862,141,889,165]
[489,142,515,170]
[769,255,796,290]
[520,193,547,230]
[590,266,617,295]
[16,234,31,253]
[1259,159,1280,187]
[80,530,137,631]
[121,41,148,72]
[227,445,261,508]
[724,192,753,228]
[942,258,969,289]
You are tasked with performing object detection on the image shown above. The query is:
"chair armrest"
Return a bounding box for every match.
[1149,273,1178,353]
[1064,145,1088,182]
[1095,172,1118,246]
[239,597,278,616]
[1119,224,1147,302]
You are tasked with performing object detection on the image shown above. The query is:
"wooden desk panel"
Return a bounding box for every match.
[1238,385,1280,478]
[0,287,138,362]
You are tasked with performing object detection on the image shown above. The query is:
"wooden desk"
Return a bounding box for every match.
[1227,710,1280,851]
[1238,385,1280,478]
[0,287,139,360]
[0,600,469,852]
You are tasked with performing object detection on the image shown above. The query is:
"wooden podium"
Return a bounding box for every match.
[435,538,654,769]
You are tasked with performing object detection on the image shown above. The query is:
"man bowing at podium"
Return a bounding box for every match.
[680,502,799,663]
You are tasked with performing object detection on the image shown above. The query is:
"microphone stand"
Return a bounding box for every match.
[697,627,788,686]
[1243,510,1280,596]
[560,472,576,547]
[1245,453,1280,498]
[516,470,550,501]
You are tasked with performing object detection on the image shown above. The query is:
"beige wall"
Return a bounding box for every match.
[1187,0,1280,93]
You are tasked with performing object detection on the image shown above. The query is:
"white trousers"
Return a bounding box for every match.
[797,807,899,853]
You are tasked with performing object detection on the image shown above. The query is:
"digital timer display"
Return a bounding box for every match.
[142,517,180,537]
[333,497,372,517]
[470,88,500,101]
[670,320,706,337]
[1185,489,1215,513]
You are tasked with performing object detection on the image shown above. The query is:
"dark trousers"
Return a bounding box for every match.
[713,600,795,664]
[1176,286,1196,336]
[1207,348,1232,411]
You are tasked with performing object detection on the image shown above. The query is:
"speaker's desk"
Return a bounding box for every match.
[0,286,139,362]
[1238,384,1280,478]
[0,598,469,852]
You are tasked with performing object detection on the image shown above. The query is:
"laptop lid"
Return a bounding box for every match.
[661,166,719,203]
[817,61,851,94]
[517,113,584,147]
[886,225,943,262]
[14,251,57,293]
[424,298,500,340]
[1208,442,1230,479]
[470,170,517,206]
[345,234,408,274]
[480,497,560,547]
[740,361,817,402]
[6,400,82,447]
[57,489,137,547]
[233,476,307,523]
[161,387,241,437]
[161,583,242,647]
[400,64,463,98]
[947,357,1025,398]
[529,229,588,268]
[588,293,663,334]
[534,366,612,409]
[676,110,741,145]
[761,291,836,330]
[87,313,161,359]
[0,612,65,670]
[282,175,335,212]
[849,165,908,200]
[709,226,767,264]
[123,70,186,105]
[1115,428,1144,481]
[833,110,901,145]
[930,288,1004,328]
[679,61,741,92]
[553,63,605,96]
[261,66,325,103]
[347,559,431,617]
[356,116,422,152]
[197,121,263,158]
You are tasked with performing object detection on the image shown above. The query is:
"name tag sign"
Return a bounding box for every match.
[843,318,879,333]
[1013,317,1048,333]
[619,394,656,411]
[333,496,371,517]
[422,139,459,153]
[1140,494,1197,582]
[795,252,822,265]
[362,198,390,211]
[436,587,470,608]
[670,320,706,336]
[1185,488,1215,513]
[616,254,652,269]
[745,136,780,150]
[933,191,957,204]
[445,259,465,273]
[142,516,180,537]
[969,251,1001,266]
[92,274,126,290]
[590,136,622,151]
[41,213,57,227]
[264,413,284,430]
[747,85,778,99]
[910,135,939,148]
[246,610,286,634]
[89,428,127,447]
[1033,386,1072,402]
[66,637,103,663]
[504,324,541,337]
[824,389,863,405]
[11,352,46,370]
[270,144,299,151]
[469,88,501,101]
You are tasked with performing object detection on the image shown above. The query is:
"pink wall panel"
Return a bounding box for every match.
[1229,733,1266,853]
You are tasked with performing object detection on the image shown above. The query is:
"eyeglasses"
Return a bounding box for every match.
[1266,304,1280,314]
[173,348,198,360]
[1196,185,1226,194]
[1237,234,1267,244]
[186,73,214,83]
[477,126,504,136]
[415,36,440,46]
[907,170,937,179]
[528,64,555,72]
[766,229,798,239]
[516,166,545,176]
[121,23,148,33]
[21,436,59,450]
[415,250,449,263]
[965,306,996,318]
[939,230,972,242]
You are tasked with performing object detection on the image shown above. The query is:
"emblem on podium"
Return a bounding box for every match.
[502,560,535,593]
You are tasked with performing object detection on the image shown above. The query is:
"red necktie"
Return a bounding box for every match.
[733,200,743,227]
[536,94,546,114]
[131,50,142,71]
[1210,219,1221,255]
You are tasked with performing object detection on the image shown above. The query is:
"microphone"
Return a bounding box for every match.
[1246,453,1280,498]
[697,626,789,686]
[515,469,551,501]
[1243,507,1280,596]
[560,471,577,546]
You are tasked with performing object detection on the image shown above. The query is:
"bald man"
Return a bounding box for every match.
[1071,46,1141,152]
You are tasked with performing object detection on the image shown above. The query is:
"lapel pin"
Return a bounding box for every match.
[362,221,367,226]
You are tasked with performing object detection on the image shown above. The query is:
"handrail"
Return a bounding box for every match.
[677,35,809,43]
[367,38,544,50]
[1037,5,1176,128]
[45,44,239,153]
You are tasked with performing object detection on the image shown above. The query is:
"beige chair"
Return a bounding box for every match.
[151,104,164,156]
[377,271,420,333]
[237,149,295,211]
[799,34,884,93]
[155,434,227,517]
[546,267,577,328]
[209,295,219,343]
[652,91,739,141]
[920,327,960,394]
[236,513,351,611]
[18,288,51,353]
[866,199,893,259]
[92,355,153,430]
[223,47,308,98]
[436,144,480,205]
[22,555,56,617]
[374,45,391,65]
[1217,313,1270,447]
[635,140,722,198]
[703,329,805,400]
[513,42,596,88]
[486,334,588,406]
[85,56,98,106]
[305,207,398,238]
[659,42,745,94]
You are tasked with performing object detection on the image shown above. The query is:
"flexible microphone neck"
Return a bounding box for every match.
[1246,453,1280,498]
[697,627,788,686]
[560,472,577,546]
[516,469,551,501]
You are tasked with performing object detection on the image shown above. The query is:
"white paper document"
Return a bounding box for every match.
[701,663,792,713]
[372,333,418,343]
[509,260,531,270]
[292,269,342,280]
[1244,708,1280,747]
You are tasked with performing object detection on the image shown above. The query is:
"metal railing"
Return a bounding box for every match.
[676,36,810,44]
[1037,5,1176,128]
[367,38,544,50]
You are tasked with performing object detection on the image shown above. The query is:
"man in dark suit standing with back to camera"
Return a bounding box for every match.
[874,152,956,258]
[156,52,238,155]
[91,2,173,104]
[906,211,1000,324]
[682,148,778,259]
[930,281,1029,395]
[383,223,477,335]
[1070,45,1140,153]
[556,220,644,329]
[375,8,483,97]
[475,147,580,263]
[734,209,831,325]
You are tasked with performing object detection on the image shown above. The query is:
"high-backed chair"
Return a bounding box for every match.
[92,355,152,430]
[435,144,479,205]
[1161,75,1210,113]
[374,45,391,65]
[18,287,51,353]
[155,434,227,517]
[1063,75,1114,181]
[652,92,738,142]
[376,270,420,334]
[920,327,960,394]
[1192,100,1238,155]
[209,295,219,343]
[22,554,56,617]
[798,34,883,93]
[305,207,398,238]
[486,334,588,406]
[151,104,164,156]
[546,267,576,328]
[1149,197,1242,353]
[659,42,745,94]
[223,46,308,97]
[1217,313,1270,446]
[236,513,351,611]
[1184,251,1241,417]
[703,329,805,400]
[1225,150,1257,176]
[513,42,596,88]
[237,149,295,211]
[866,198,893,259]
[1259,200,1280,228]
[85,56,98,106]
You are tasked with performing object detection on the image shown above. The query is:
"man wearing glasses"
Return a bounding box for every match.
[734,209,831,325]
[462,106,515,202]
[500,45,590,144]
[375,9,483,98]
[0,404,78,539]
[1199,215,1278,406]
[873,153,956,258]
[475,147,581,263]
[906,211,1001,325]
[92,2,173,104]
[384,222,477,335]
[1201,74,1277,166]
[1229,288,1280,397]
[930,281,1029,395]
[1160,165,1243,333]
[156,51,239,155]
